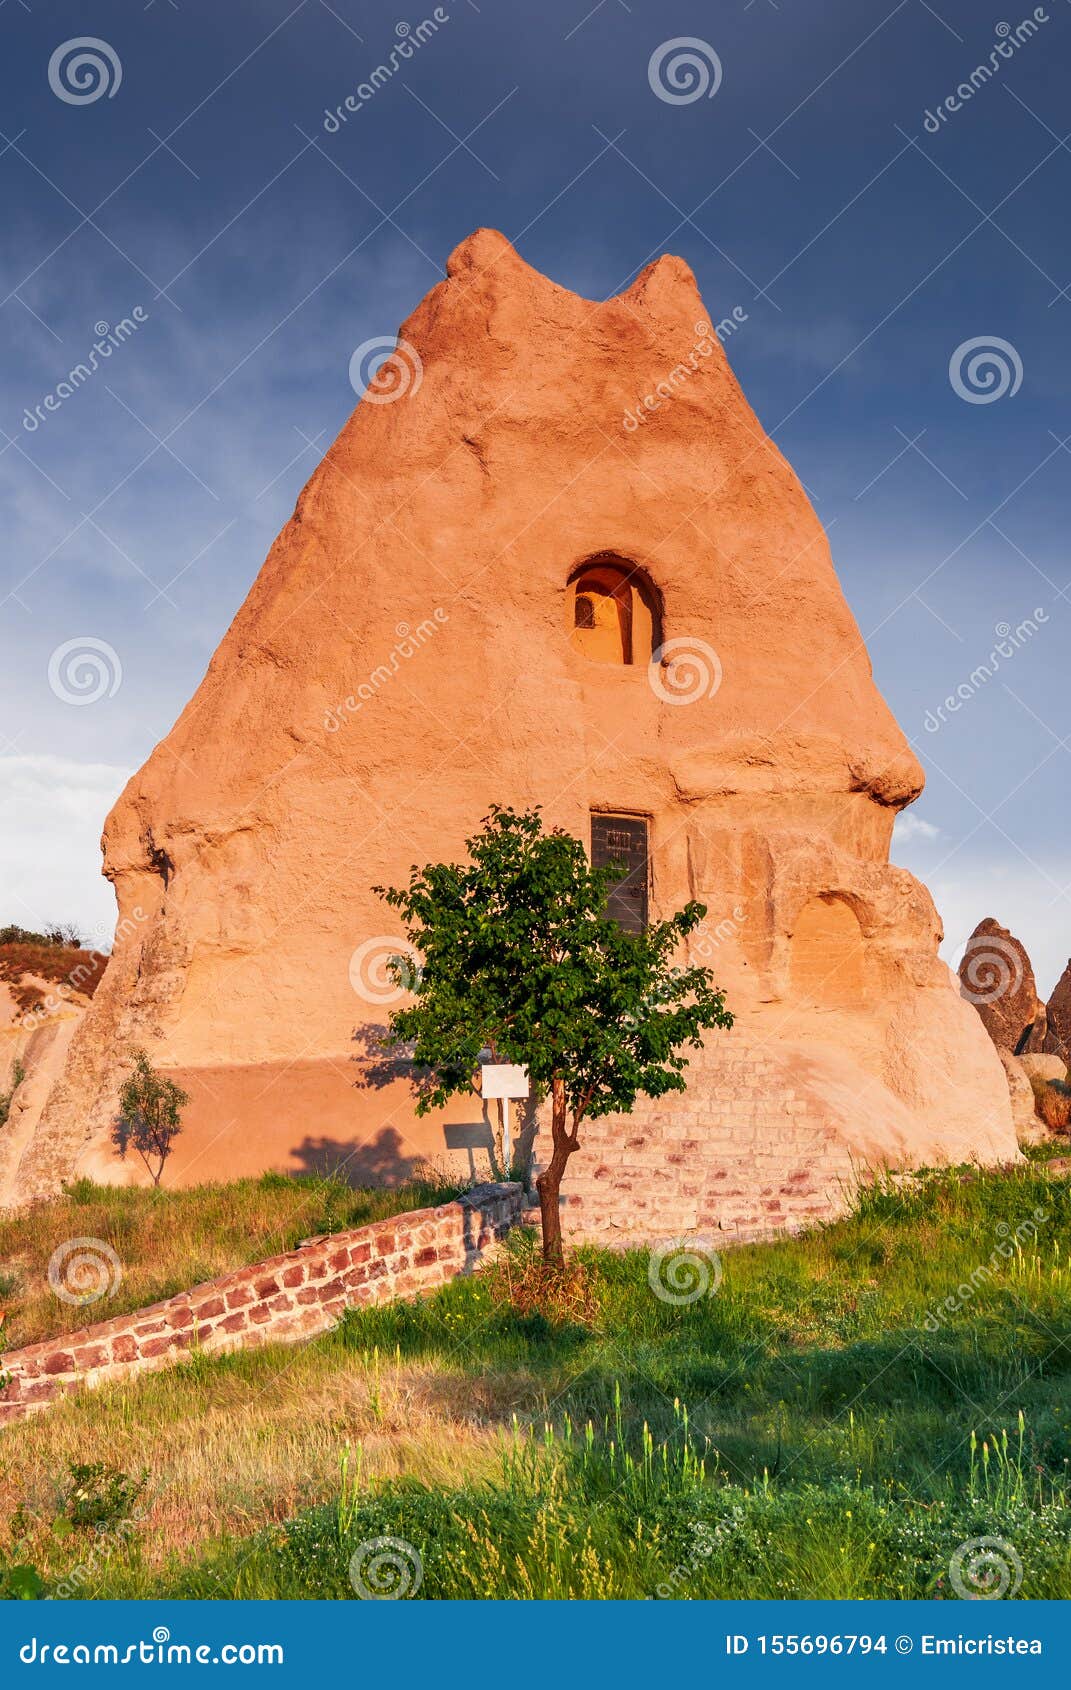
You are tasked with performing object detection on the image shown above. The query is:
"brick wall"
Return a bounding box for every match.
[0,1182,522,1426]
[560,1036,858,1246]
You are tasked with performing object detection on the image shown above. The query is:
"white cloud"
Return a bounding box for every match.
[894,812,940,843]
[0,755,130,946]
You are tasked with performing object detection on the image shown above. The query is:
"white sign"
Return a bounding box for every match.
[480,1063,529,1100]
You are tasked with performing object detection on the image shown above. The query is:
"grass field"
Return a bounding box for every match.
[0,1171,464,1349]
[3,1154,1071,1600]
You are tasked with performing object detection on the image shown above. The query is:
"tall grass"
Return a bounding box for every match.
[0,1169,466,1347]
[4,1160,1071,1599]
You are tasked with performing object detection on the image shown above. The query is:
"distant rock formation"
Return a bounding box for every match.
[1038,960,1071,1067]
[958,918,1047,1054]
[5,228,1017,1214]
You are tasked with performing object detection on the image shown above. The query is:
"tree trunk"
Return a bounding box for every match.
[535,1077,577,1268]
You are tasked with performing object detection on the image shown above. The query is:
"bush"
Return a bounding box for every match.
[485,1230,604,1329]
[0,1059,25,1129]
[1035,1081,1071,1134]
[0,923,83,948]
[62,1463,147,1531]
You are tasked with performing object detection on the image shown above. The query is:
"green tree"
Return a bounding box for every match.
[111,1052,189,1187]
[376,807,733,1266]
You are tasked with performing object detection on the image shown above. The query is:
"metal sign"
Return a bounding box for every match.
[480,1063,529,1100]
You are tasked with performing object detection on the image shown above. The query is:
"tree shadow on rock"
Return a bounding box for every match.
[350,1023,446,1111]
[288,1126,426,1188]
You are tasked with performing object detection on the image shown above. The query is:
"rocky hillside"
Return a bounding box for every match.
[0,929,105,1206]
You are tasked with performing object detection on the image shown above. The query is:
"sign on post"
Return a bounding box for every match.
[479,1065,530,1172]
[479,1064,529,1100]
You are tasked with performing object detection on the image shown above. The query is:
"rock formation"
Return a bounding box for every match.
[997,1048,1048,1147]
[3,229,1017,1224]
[957,918,1046,1054]
[1039,960,1071,1067]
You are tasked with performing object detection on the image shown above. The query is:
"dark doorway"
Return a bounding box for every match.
[591,814,649,933]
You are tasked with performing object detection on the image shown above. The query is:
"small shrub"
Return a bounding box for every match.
[1036,1084,1071,1134]
[257,1170,293,1192]
[63,1176,100,1205]
[485,1231,604,1329]
[0,1558,44,1599]
[111,1052,189,1186]
[62,1462,148,1531]
[0,1059,26,1129]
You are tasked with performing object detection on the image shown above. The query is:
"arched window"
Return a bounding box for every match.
[567,555,660,666]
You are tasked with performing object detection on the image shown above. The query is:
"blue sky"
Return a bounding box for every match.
[1,0,1069,989]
